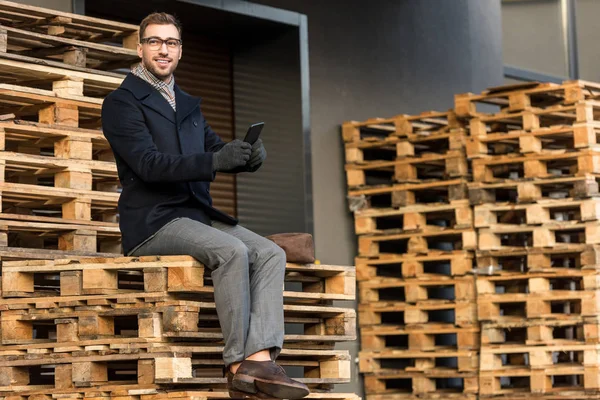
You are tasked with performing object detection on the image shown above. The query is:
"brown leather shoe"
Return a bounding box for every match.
[227,370,278,400]
[231,360,310,399]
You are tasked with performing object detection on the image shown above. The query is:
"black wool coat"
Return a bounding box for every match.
[102,73,238,255]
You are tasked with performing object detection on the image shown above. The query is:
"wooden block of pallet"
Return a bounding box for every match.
[365,395,477,400]
[455,80,600,117]
[468,174,600,205]
[358,228,477,257]
[476,245,600,275]
[342,110,461,143]
[474,198,600,229]
[344,129,467,164]
[363,370,478,396]
[360,324,480,351]
[358,301,477,328]
[359,349,478,374]
[482,318,600,347]
[477,222,600,251]
[356,251,474,282]
[354,200,472,235]
[477,291,600,322]
[359,276,475,304]
[348,179,469,211]
[466,123,600,159]
[345,150,468,188]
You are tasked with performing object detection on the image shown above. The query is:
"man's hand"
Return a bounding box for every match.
[248,138,267,171]
[212,139,252,172]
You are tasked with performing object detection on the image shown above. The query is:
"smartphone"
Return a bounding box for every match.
[243,122,264,144]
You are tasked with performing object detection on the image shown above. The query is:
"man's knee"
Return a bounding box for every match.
[258,241,286,266]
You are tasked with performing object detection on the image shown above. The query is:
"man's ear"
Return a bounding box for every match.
[137,43,143,59]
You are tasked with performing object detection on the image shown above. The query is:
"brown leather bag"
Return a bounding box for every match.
[266,233,315,264]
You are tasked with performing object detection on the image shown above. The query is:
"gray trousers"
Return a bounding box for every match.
[129,217,286,366]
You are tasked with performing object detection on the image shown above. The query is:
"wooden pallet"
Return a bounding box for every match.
[359,276,475,305]
[455,80,600,117]
[358,228,477,257]
[477,222,600,251]
[477,290,600,322]
[356,251,474,282]
[0,83,102,128]
[0,348,351,390]
[358,301,477,327]
[471,149,600,183]
[467,101,600,136]
[359,349,477,374]
[481,318,600,346]
[363,370,478,396]
[0,22,138,71]
[354,200,472,235]
[346,151,468,187]
[342,110,461,143]
[1,257,356,302]
[468,174,600,205]
[348,179,469,211]
[344,130,467,164]
[0,214,120,254]
[479,365,600,395]
[476,245,600,275]
[477,271,600,296]
[360,324,480,351]
[0,53,124,99]
[474,198,600,228]
[0,0,138,46]
[0,292,355,346]
[466,123,600,158]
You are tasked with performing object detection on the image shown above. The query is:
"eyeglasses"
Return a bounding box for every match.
[140,37,182,50]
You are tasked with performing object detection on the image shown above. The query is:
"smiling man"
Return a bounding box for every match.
[101,12,309,400]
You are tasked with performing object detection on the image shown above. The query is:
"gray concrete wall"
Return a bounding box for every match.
[250,0,503,395]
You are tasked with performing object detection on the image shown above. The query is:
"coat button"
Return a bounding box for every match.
[193,121,198,127]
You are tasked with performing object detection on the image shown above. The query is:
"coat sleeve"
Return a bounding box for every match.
[102,93,216,183]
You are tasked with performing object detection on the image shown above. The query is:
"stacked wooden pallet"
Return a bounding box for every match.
[461,80,600,399]
[343,112,479,400]
[0,255,358,400]
[0,0,140,261]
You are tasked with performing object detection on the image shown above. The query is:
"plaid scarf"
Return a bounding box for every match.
[132,63,176,111]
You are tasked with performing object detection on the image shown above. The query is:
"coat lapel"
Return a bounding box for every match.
[120,74,176,124]
[175,84,200,127]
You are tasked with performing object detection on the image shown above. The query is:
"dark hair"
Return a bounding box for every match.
[139,12,182,41]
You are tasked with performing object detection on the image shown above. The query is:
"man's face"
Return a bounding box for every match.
[137,23,182,82]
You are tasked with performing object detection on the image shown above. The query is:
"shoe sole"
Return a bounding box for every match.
[232,374,309,400]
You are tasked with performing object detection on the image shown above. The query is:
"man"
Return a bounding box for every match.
[101,12,309,400]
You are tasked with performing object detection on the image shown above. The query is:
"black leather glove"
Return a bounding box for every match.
[212,139,252,172]
[248,138,267,171]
